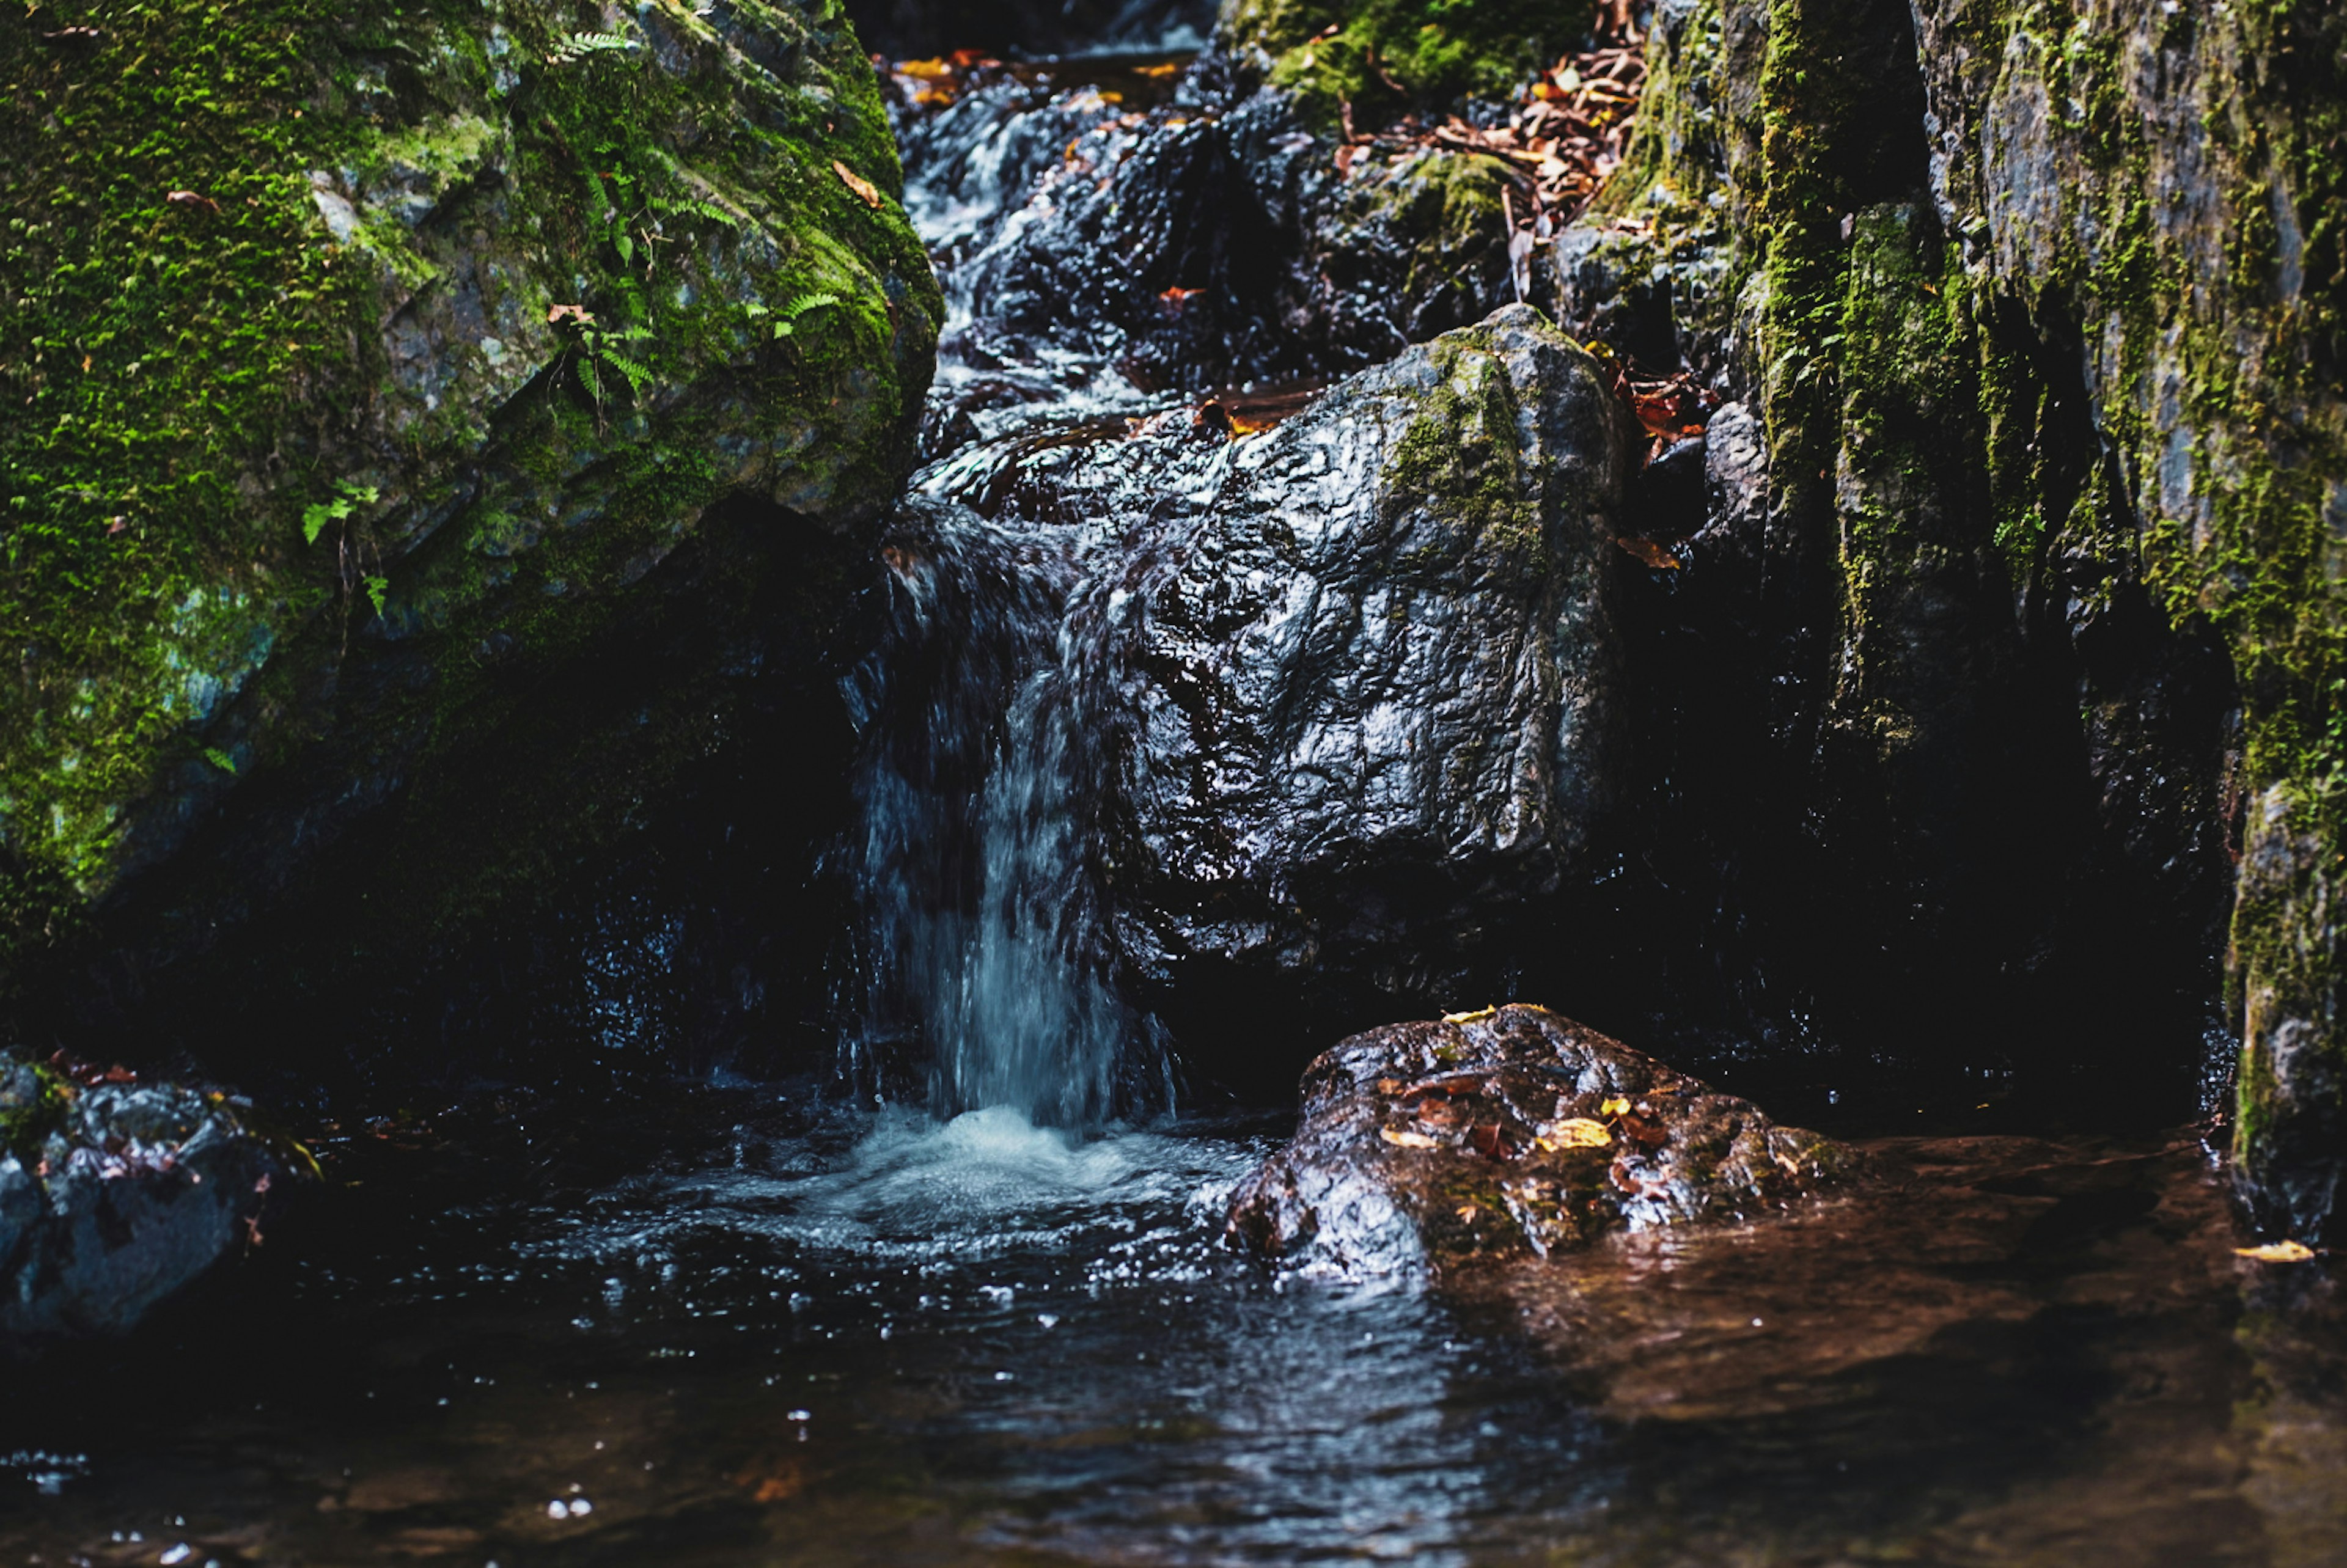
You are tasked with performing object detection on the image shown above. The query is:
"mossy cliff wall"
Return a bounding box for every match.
[1556,0,2342,1235]
[1,0,942,1014]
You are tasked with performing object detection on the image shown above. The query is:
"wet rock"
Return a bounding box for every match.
[895,53,1521,430]
[870,304,1634,1039]
[1117,304,1632,991]
[1227,1004,1851,1275]
[0,1064,292,1341]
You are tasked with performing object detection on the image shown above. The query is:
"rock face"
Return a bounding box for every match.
[1227,1004,1850,1275]
[1527,0,2338,1214]
[1118,306,1633,991]
[0,0,941,1026]
[863,305,1633,1052]
[1,1060,290,1340]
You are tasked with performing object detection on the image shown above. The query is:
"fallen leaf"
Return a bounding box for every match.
[2236,1240,2318,1263]
[1468,1123,1513,1160]
[1617,1112,1667,1148]
[546,303,595,327]
[1536,1118,1612,1150]
[1455,1204,1481,1222]
[1442,1005,1498,1024]
[1616,536,1681,570]
[165,188,221,214]
[1380,1127,1441,1149]
[832,159,881,207]
[1599,1096,1631,1116]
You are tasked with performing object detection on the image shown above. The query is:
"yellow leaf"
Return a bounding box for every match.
[1600,1096,1631,1116]
[1442,1005,1497,1024]
[1380,1127,1440,1149]
[832,159,882,207]
[1455,1204,1480,1222]
[1535,1118,1612,1151]
[2236,1240,2318,1262]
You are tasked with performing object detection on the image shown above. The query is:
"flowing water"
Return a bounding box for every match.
[8,37,2347,1568]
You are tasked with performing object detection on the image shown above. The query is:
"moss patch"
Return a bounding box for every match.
[1220,0,1564,126]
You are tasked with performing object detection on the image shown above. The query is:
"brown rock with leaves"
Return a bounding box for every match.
[1228,1005,1853,1276]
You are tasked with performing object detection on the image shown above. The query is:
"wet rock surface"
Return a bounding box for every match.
[1227,1004,1851,1275]
[0,1060,291,1341]
[853,306,1634,1088]
[889,51,1522,434]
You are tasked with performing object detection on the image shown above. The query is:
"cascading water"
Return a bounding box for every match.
[839,500,1173,1127]
[830,47,1227,1128]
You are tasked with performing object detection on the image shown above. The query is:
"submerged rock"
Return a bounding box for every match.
[0,1060,292,1341]
[1227,1004,1851,1275]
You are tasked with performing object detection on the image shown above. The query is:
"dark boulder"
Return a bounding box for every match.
[873,306,1636,1036]
[1,1060,293,1341]
[1227,1003,1852,1276]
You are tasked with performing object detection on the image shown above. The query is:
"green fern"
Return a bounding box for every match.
[769,291,843,339]
[202,747,237,775]
[301,480,380,545]
[548,29,639,64]
[364,575,390,617]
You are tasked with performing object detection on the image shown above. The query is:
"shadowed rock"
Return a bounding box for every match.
[1,1061,293,1342]
[1227,1004,1853,1276]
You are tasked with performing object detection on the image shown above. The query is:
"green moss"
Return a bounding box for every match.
[0,0,941,992]
[1221,0,1563,127]
[0,1056,67,1162]
[1598,0,2342,1219]
[1381,332,1546,571]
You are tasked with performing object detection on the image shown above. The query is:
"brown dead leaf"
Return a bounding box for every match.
[832,159,882,207]
[1467,1123,1513,1160]
[1380,1127,1441,1149]
[1616,536,1681,570]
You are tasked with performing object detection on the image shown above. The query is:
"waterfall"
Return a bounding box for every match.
[839,500,1172,1128]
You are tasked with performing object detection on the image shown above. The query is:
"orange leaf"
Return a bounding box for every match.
[1616,537,1681,570]
[832,160,882,207]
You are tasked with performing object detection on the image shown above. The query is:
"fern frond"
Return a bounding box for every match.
[548,29,639,64]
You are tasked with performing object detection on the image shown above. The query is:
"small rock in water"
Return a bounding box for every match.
[0,1055,298,1342]
[1227,1005,1853,1277]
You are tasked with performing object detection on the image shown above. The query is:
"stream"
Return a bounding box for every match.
[5,24,2346,1568]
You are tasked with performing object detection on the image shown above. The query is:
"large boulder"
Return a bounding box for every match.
[1117,304,1633,994]
[867,305,1634,1042]
[1227,1003,1851,1275]
[0,0,941,1028]
[1,1058,292,1341]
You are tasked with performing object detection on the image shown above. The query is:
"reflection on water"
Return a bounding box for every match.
[4,1092,2345,1566]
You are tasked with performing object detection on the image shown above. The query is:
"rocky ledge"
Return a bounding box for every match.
[1228,1004,1852,1275]
[1,1058,294,1342]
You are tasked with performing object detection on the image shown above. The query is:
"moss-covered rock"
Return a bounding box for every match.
[1551,0,2343,1234]
[0,0,942,1001]
[1218,0,1562,127]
